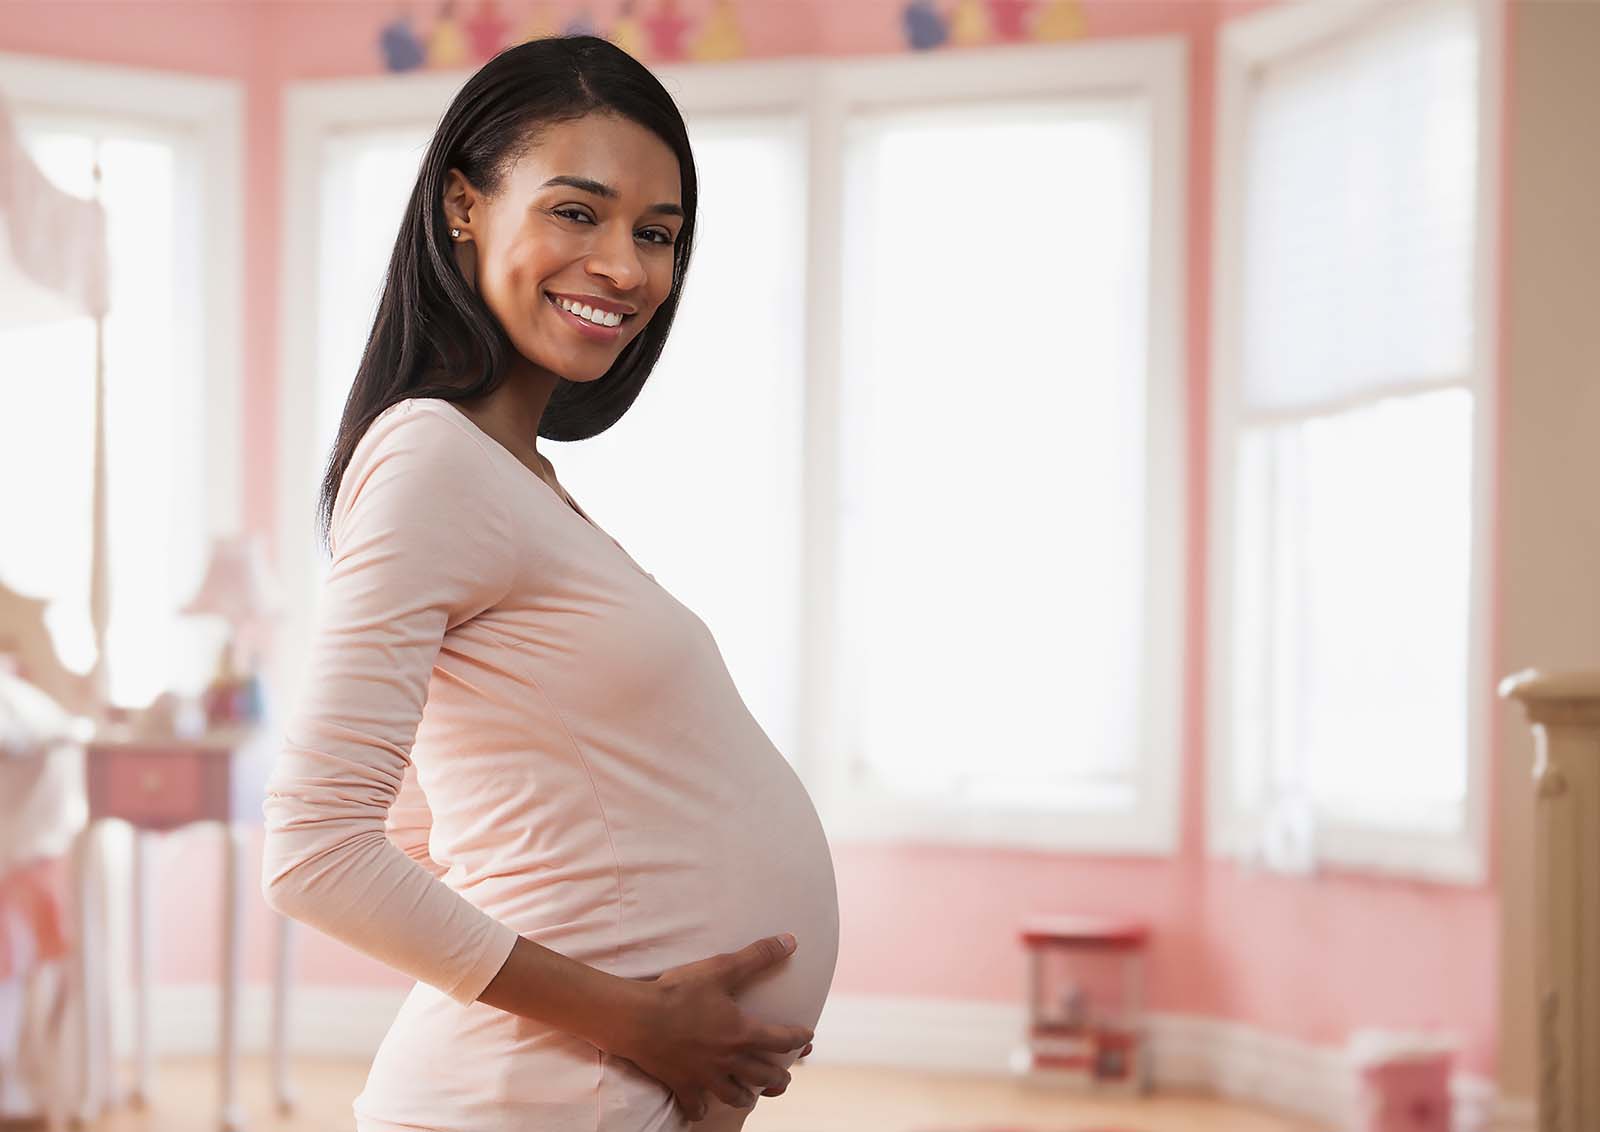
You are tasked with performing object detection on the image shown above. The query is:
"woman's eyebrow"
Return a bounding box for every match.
[540,174,684,219]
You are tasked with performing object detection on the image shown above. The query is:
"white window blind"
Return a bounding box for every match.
[837,97,1154,809]
[1222,0,1485,859]
[1241,0,1477,414]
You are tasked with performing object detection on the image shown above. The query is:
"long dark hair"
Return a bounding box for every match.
[314,35,698,551]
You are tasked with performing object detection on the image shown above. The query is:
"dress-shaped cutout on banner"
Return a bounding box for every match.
[427,0,469,66]
[564,6,599,37]
[514,2,561,44]
[466,0,510,60]
[904,0,950,50]
[692,0,745,61]
[1032,0,1086,41]
[949,0,991,45]
[379,11,427,71]
[609,0,649,58]
[645,0,694,60]
[987,0,1034,41]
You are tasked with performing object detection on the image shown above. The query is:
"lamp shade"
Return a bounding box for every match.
[180,532,285,627]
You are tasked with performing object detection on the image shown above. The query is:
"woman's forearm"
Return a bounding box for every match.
[477,934,651,1052]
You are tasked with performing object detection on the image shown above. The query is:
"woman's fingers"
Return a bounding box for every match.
[708,1074,757,1109]
[798,1041,812,1058]
[720,934,799,993]
[674,1087,706,1122]
[730,1053,791,1095]
[747,1024,814,1053]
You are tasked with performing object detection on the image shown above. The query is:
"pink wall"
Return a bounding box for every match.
[0,0,1502,1077]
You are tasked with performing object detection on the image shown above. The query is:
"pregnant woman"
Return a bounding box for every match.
[259,35,840,1132]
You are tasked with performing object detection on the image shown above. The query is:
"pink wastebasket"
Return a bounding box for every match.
[1349,1031,1457,1132]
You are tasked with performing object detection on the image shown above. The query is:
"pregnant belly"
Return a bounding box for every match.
[609,747,840,1038]
[705,768,840,1035]
[359,750,838,1132]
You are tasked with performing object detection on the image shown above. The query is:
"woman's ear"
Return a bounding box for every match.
[442,168,480,288]
[441,167,478,238]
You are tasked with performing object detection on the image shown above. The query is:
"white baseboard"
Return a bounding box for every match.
[1481,1096,1536,1132]
[131,986,1533,1132]
[129,981,408,1058]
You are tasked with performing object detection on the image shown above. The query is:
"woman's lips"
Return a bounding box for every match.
[545,292,629,342]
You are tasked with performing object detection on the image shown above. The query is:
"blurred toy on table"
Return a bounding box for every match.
[0,656,92,1128]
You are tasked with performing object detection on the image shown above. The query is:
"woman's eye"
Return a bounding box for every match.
[554,207,674,246]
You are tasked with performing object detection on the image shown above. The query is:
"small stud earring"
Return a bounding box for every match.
[451,227,461,239]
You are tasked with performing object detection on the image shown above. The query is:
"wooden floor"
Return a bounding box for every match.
[70,1055,1325,1132]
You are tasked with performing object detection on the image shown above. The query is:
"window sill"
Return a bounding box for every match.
[1311,821,1487,886]
[820,786,1178,857]
[1210,816,1488,887]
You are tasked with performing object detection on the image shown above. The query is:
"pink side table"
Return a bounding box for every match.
[68,725,296,1132]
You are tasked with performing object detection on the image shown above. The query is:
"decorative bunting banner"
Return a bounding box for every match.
[377,0,1091,73]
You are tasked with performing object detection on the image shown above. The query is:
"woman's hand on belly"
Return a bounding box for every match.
[610,933,815,1122]
[743,1036,812,1098]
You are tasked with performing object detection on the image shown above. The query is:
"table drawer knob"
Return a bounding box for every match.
[98,753,207,824]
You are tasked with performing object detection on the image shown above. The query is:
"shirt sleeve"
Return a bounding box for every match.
[386,760,449,881]
[260,403,522,1006]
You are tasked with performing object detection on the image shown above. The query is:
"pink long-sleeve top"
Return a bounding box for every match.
[260,397,839,1132]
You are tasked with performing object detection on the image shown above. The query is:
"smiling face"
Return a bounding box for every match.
[442,111,685,384]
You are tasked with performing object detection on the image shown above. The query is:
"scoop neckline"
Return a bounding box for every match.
[423,397,605,534]
[414,397,659,584]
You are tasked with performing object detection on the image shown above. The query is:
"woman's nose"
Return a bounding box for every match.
[588,225,646,291]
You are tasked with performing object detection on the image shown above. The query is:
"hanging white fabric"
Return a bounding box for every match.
[0,88,109,329]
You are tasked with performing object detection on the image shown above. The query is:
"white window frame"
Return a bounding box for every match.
[0,52,246,542]
[0,51,244,1063]
[806,41,1189,856]
[277,37,1188,858]
[1206,0,1503,884]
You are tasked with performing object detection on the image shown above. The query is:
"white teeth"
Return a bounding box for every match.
[554,295,624,327]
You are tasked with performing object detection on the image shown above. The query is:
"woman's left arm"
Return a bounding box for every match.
[385,760,448,880]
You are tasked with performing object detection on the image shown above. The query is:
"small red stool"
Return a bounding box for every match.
[1011,915,1150,1094]
[1349,1031,1458,1132]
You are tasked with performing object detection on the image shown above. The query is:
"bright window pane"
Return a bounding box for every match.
[838,98,1152,806]
[549,114,808,760]
[1235,391,1473,827]
[0,317,96,669]
[313,126,430,588]
[317,129,428,446]
[0,125,212,706]
[1229,0,1481,837]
